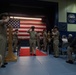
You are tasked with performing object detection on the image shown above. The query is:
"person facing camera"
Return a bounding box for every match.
[52,26,60,58]
[27,26,37,56]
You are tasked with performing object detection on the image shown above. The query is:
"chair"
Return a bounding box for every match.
[73,49,76,61]
[59,42,68,56]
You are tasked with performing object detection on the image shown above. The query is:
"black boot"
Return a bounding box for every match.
[1,65,6,68]
[66,60,74,64]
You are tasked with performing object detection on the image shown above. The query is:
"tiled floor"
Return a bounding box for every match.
[0,55,76,75]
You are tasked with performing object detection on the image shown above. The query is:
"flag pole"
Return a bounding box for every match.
[5,25,17,62]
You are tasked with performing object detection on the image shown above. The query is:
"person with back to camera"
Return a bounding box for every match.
[27,26,37,56]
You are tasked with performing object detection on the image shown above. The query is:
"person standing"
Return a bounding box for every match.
[37,32,40,49]
[47,31,52,54]
[66,37,76,64]
[13,29,18,52]
[43,29,47,51]
[52,26,60,58]
[28,26,37,56]
[0,13,9,68]
[68,34,73,46]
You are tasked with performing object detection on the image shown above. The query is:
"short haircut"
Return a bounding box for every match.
[31,26,35,29]
[0,13,8,19]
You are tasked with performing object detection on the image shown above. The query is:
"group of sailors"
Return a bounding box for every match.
[28,26,60,58]
[28,25,76,64]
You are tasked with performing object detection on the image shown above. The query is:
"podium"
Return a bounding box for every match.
[5,25,17,62]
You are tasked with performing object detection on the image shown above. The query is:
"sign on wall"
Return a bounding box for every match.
[67,13,76,32]
[67,13,76,24]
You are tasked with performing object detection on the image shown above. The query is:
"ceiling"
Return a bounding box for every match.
[0,0,58,17]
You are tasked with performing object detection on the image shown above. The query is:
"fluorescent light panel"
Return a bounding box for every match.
[10,16,42,20]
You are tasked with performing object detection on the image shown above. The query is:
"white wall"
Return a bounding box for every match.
[40,0,76,22]
[41,0,76,31]
[58,0,67,22]
[66,1,76,31]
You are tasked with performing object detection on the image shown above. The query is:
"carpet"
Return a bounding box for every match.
[19,47,47,56]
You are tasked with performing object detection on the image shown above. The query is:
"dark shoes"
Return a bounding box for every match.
[54,56,59,58]
[1,65,6,68]
[33,54,36,56]
[30,54,36,56]
[66,60,74,64]
[13,50,17,52]
[1,63,8,68]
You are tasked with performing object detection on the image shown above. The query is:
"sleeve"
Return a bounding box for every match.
[27,28,31,33]
[52,32,57,36]
[27,30,30,33]
[4,17,9,22]
[0,17,9,24]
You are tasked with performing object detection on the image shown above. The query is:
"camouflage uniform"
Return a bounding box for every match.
[52,31,59,57]
[28,30,37,54]
[0,17,9,65]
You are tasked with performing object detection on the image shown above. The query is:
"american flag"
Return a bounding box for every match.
[7,17,46,39]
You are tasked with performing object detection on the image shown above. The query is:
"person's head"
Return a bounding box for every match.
[0,13,8,20]
[53,26,58,32]
[31,26,35,31]
[68,34,73,37]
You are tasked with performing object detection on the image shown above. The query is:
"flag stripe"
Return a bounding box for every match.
[20,21,43,24]
[20,25,46,28]
[20,20,42,22]
[19,19,42,21]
